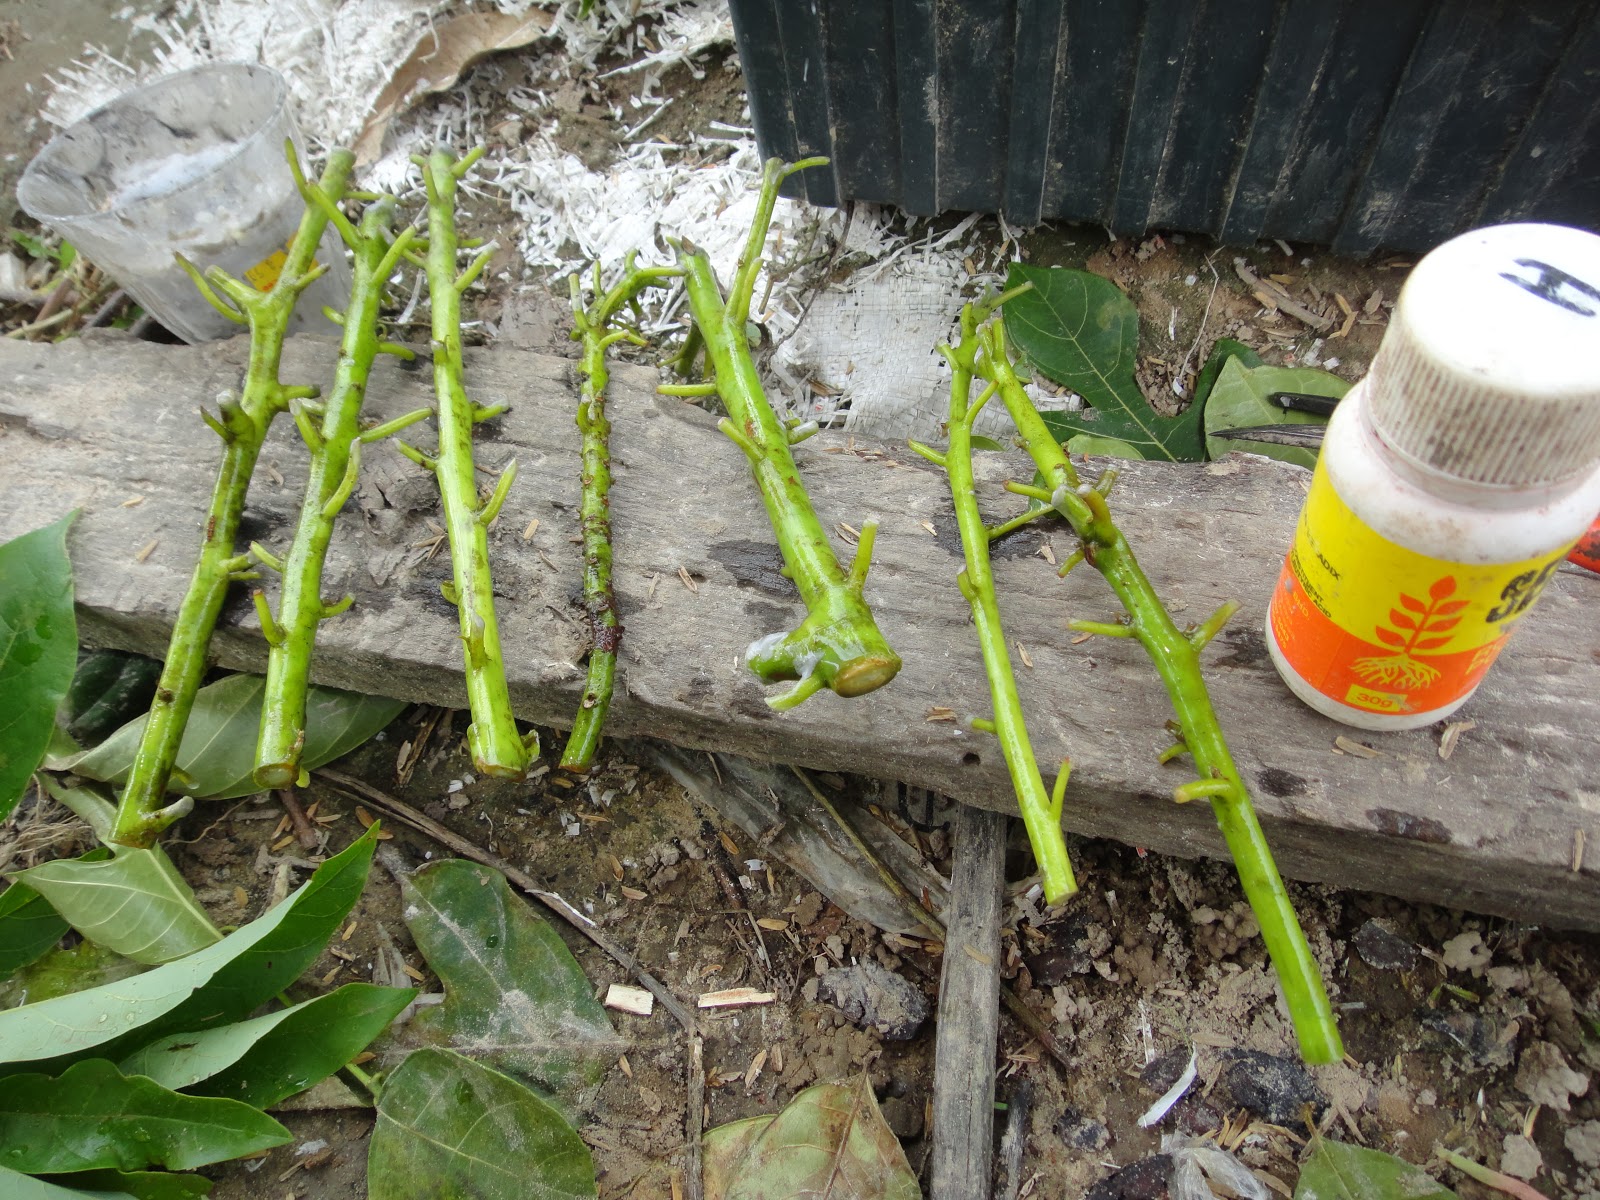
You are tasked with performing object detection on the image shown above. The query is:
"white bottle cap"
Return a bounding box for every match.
[1365,222,1600,488]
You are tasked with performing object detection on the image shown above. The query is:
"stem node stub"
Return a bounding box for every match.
[680,157,900,709]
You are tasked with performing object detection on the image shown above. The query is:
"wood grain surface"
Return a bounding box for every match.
[3,330,1596,927]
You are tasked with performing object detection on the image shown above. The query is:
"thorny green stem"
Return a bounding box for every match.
[411,147,534,778]
[974,305,1342,1064]
[254,196,419,788]
[110,147,355,848]
[921,328,1077,904]
[677,158,900,707]
[560,258,682,773]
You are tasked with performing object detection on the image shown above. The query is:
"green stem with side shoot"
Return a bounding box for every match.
[401,148,534,779]
[675,158,900,708]
[561,256,682,772]
[111,146,355,848]
[254,192,429,787]
[973,301,1341,1064]
[908,294,1077,905]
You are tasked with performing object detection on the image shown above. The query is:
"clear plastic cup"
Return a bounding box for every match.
[16,63,350,344]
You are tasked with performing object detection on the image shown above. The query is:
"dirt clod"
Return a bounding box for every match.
[1353,919,1418,971]
[1499,1133,1542,1180]
[816,961,928,1041]
[1567,1121,1600,1169]
[1515,1041,1591,1111]
[1220,1050,1327,1125]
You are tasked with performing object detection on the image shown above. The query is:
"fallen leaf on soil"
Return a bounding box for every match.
[399,859,623,1113]
[369,1048,596,1200]
[702,1074,919,1200]
[354,10,553,165]
[1297,1135,1456,1200]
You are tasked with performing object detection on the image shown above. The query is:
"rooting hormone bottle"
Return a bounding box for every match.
[1267,223,1600,731]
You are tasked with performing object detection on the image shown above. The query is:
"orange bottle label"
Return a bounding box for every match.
[1268,463,1574,716]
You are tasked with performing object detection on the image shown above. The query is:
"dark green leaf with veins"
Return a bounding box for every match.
[0,513,78,819]
[1004,265,1203,462]
[0,1059,289,1174]
[120,982,414,1109]
[0,827,376,1074]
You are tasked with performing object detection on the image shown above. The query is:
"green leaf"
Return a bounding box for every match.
[0,513,78,820]
[8,229,49,260]
[968,435,1007,452]
[62,652,161,749]
[0,1163,134,1199]
[15,845,221,966]
[0,939,142,1008]
[704,1075,920,1200]
[0,827,377,1073]
[0,881,71,979]
[37,1170,209,1200]
[1004,265,1203,462]
[65,674,404,800]
[368,1048,597,1200]
[1192,337,1263,415]
[120,982,414,1109]
[1064,433,1146,460]
[1294,1137,1457,1200]
[400,860,622,1110]
[0,1059,289,1174]
[1203,357,1347,469]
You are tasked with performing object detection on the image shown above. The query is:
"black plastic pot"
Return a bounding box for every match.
[729,0,1600,254]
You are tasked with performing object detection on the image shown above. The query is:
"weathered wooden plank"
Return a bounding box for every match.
[1,331,1596,928]
[930,804,1007,1200]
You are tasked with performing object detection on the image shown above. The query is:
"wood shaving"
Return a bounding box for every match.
[1438,719,1476,760]
[605,984,655,1017]
[925,707,957,722]
[677,565,698,594]
[698,988,776,1009]
[1334,735,1383,759]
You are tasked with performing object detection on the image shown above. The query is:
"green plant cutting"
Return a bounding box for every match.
[909,290,1078,905]
[561,258,682,773]
[673,157,900,709]
[396,147,536,779]
[254,183,431,789]
[111,146,356,848]
[974,295,1343,1064]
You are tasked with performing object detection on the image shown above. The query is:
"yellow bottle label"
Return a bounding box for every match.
[242,245,291,291]
[1268,462,1574,716]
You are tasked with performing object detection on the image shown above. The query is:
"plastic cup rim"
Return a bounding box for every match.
[17,61,293,226]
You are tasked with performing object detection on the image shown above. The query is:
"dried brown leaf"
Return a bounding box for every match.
[354,11,553,164]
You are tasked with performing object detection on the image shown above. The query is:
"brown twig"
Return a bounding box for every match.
[276,786,320,851]
[316,767,706,1200]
